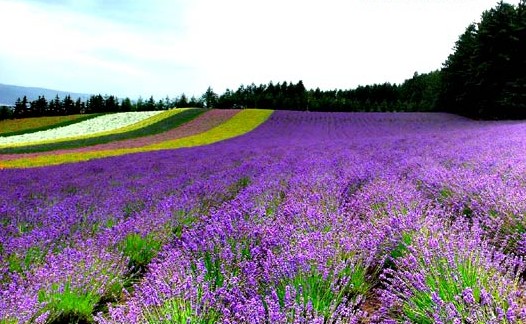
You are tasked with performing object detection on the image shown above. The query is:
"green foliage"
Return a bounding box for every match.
[201,86,218,109]
[264,190,286,218]
[0,318,18,324]
[275,263,370,320]
[203,250,225,290]
[440,1,526,119]
[439,187,453,200]
[462,205,473,219]
[7,246,46,273]
[227,176,251,199]
[122,200,146,218]
[37,282,99,323]
[119,233,162,272]
[389,232,413,264]
[105,217,116,229]
[214,76,441,112]
[403,259,479,322]
[16,221,33,235]
[0,105,13,121]
[141,297,219,324]
[227,235,254,266]
[171,210,198,239]
[398,71,442,111]
[399,254,518,323]
[488,211,526,253]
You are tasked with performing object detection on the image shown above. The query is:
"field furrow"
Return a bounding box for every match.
[2,111,526,323]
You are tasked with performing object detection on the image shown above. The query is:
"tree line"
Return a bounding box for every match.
[211,0,525,119]
[439,0,525,119]
[1,94,197,120]
[211,71,441,113]
[2,1,524,120]
[0,68,442,120]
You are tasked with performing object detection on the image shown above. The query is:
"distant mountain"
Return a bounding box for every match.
[0,83,92,106]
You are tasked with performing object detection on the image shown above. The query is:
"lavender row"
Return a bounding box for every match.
[1,111,526,323]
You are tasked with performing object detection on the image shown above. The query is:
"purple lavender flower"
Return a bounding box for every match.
[2,111,526,322]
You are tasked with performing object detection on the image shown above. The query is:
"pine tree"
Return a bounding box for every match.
[440,1,526,119]
[202,87,218,109]
[14,97,24,118]
[121,97,133,112]
[177,94,189,107]
[62,95,75,115]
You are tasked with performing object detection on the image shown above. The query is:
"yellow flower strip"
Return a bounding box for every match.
[0,109,273,169]
[0,109,185,148]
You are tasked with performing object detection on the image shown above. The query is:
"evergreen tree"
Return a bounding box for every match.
[0,106,11,120]
[188,96,203,108]
[121,97,133,112]
[86,95,104,113]
[30,96,47,117]
[217,89,236,108]
[144,96,156,111]
[14,97,25,118]
[136,97,145,111]
[104,95,119,112]
[156,98,166,110]
[202,87,218,109]
[164,96,172,109]
[73,98,83,114]
[176,94,189,107]
[440,1,526,119]
[62,95,75,115]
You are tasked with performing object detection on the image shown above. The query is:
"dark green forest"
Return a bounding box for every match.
[1,0,524,121]
[440,0,526,119]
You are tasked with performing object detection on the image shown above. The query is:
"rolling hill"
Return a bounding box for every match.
[0,83,92,105]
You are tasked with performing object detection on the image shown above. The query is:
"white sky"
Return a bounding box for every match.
[0,0,519,98]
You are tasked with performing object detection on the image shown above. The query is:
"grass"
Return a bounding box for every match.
[391,229,523,323]
[0,109,203,153]
[0,109,273,168]
[7,246,46,273]
[274,262,370,320]
[119,233,162,273]
[401,258,495,323]
[384,231,413,269]
[37,282,100,323]
[0,114,103,137]
[141,297,219,324]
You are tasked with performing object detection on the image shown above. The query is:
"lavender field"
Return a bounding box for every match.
[2,111,526,323]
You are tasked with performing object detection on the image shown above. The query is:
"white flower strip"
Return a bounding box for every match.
[0,111,164,145]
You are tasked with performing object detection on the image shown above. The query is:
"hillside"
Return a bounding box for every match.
[0,83,91,105]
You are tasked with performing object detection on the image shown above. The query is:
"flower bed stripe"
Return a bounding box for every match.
[0,114,103,137]
[0,109,273,168]
[0,111,164,147]
[0,109,239,161]
[0,109,202,154]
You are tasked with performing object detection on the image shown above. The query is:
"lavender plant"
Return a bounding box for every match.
[380,221,526,323]
[2,111,526,323]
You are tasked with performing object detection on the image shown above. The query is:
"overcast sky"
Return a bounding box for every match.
[0,0,519,98]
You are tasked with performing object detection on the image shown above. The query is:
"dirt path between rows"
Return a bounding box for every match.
[0,109,240,161]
